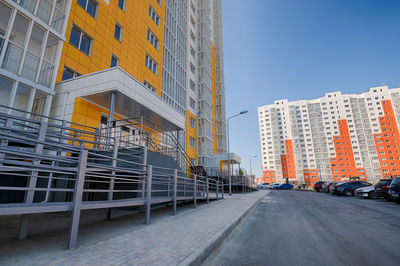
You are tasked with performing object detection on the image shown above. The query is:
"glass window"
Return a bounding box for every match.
[37,0,52,23]
[118,0,125,10]
[62,66,80,81]
[80,34,91,54]
[22,24,45,81]
[78,0,97,18]
[69,27,81,48]
[110,55,118,67]
[114,23,122,41]
[44,33,58,64]
[86,0,97,17]
[0,75,13,111]
[62,67,74,80]
[12,83,32,115]
[0,1,12,42]
[19,0,37,13]
[31,89,47,117]
[69,26,91,56]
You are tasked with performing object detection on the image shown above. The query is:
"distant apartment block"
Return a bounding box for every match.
[258,86,400,187]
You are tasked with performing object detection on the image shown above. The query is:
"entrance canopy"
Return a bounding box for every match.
[54,67,185,131]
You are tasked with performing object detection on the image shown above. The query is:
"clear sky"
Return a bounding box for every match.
[221,0,400,178]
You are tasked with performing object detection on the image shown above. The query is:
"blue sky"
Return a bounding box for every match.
[221,0,400,178]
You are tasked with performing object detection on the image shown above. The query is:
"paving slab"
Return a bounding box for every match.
[0,190,270,266]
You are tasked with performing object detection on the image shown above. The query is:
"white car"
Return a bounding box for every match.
[354,185,376,199]
[260,182,270,189]
[272,183,282,189]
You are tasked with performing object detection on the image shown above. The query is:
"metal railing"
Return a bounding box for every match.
[0,106,224,249]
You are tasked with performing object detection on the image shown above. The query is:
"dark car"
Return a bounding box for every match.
[335,181,372,196]
[313,181,325,192]
[374,179,393,200]
[388,178,400,202]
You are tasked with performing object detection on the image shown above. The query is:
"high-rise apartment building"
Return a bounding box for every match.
[0,0,227,168]
[258,86,400,187]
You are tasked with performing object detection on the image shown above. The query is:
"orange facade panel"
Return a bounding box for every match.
[281,139,297,181]
[330,120,366,182]
[303,169,319,187]
[373,100,400,178]
[263,170,276,184]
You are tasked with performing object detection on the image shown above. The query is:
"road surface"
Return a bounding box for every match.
[204,190,400,266]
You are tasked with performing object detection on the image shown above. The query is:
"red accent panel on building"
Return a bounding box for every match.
[263,170,276,184]
[373,100,400,178]
[303,169,319,187]
[281,139,297,181]
[330,120,366,182]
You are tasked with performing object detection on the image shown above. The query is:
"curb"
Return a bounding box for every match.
[180,191,270,266]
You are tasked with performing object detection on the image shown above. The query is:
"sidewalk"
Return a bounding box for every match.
[0,190,270,266]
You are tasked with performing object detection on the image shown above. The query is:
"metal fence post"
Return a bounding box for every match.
[221,181,224,199]
[106,136,119,220]
[173,169,177,215]
[206,178,209,204]
[68,148,88,249]
[193,174,197,208]
[142,147,148,198]
[18,121,48,239]
[216,181,219,200]
[145,165,152,225]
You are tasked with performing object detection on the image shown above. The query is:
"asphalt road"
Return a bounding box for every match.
[203,190,400,266]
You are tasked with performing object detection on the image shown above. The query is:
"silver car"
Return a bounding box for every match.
[354,185,376,199]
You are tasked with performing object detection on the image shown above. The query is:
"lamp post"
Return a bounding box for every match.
[227,110,248,195]
[249,155,257,178]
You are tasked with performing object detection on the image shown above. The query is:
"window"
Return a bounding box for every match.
[62,66,80,81]
[143,80,156,93]
[69,25,92,55]
[114,23,122,41]
[110,55,119,67]
[149,5,160,26]
[0,75,13,110]
[190,79,195,91]
[190,63,195,74]
[77,0,97,18]
[189,97,195,109]
[118,0,125,11]
[145,54,157,74]
[147,29,159,49]
[189,117,195,128]
[189,137,196,148]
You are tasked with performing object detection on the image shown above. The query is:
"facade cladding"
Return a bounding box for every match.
[0,0,227,167]
[258,86,400,187]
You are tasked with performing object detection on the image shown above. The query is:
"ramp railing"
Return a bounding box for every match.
[0,106,224,249]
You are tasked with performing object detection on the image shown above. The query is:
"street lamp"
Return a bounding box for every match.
[227,110,248,195]
[249,155,257,178]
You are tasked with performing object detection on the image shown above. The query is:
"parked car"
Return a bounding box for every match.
[374,179,393,200]
[259,182,270,189]
[388,178,400,202]
[329,182,341,194]
[276,183,294,190]
[354,185,376,199]
[265,183,274,189]
[335,181,372,196]
[313,181,325,192]
[272,183,283,189]
[321,182,332,193]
